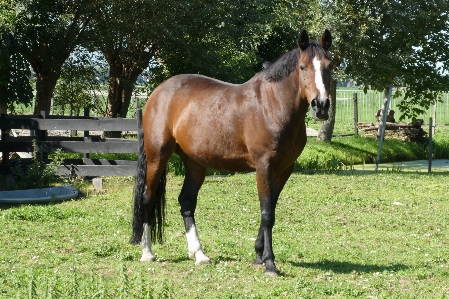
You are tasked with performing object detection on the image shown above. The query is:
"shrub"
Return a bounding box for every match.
[9,140,64,190]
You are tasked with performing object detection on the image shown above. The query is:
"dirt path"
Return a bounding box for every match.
[352,159,449,172]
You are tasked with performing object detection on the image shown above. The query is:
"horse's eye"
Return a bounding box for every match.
[300,65,306,71]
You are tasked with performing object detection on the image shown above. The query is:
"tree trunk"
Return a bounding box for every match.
[104,56,142,138]
[317,79,337,142]
[105,73,125,138]
[103,46,154,137]
[33,70,60,114]
[0,85,7,114]
[121,79,134,118]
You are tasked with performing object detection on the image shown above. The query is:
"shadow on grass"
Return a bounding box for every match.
[290,259,409,274]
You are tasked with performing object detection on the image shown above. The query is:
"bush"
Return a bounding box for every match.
[9,140,64,190]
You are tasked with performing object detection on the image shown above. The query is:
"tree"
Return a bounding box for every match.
[93,0,162,124]
[312,0,449,141]
[11,0,98,114]
[94,0,279,138]
[0,1,33,113]
[153,0,279,85]
[53,50,106,116]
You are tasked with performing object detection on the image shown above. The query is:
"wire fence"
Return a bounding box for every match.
[336,89,449,126]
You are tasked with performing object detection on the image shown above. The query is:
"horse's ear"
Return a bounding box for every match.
[320,29,332,51]
[298,30,310,51]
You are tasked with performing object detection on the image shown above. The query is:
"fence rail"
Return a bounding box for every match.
[0,109,141,177]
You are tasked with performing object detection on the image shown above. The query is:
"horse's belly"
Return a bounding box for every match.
[176,137,255,172]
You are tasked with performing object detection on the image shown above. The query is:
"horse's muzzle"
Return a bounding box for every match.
[311,98,330,121]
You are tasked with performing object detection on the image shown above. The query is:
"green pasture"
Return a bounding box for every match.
[1,116,449,298]
[1,171,449,298]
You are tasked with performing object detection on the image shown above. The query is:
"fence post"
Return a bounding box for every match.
[1,113,9,165]
[134,94,139,117]
[432,100,437,135]
[71,108,78,137]
[428,117,433,173]
[136,108,142,129]
[136,109,142,160]
[40,111,48,162]
[375,85,393,172]
[84,108,90,159]
[353,93,358,135]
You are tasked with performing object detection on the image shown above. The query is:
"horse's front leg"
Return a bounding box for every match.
[253,164,294,275]
[253,166,279,275]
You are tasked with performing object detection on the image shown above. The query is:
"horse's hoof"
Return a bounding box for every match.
[264,261,280,276]
[263,268,280,276]
[252,259,264,269]
[194,251,211,265]
[140,254,156,262]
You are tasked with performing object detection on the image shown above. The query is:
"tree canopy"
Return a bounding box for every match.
[6,0,98,114]
[0,1,33,113]
[2,0,448,127]
[325,0,449,120]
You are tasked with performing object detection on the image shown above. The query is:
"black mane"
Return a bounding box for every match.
[263,41,331,82]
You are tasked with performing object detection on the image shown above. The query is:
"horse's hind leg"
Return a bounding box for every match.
[140,161,168,262]
[140,143,175,262]
[176,149,210,265]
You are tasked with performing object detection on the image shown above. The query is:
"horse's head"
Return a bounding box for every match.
[298,30,333,121]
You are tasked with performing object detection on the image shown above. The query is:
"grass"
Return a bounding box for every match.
[2,123,449,298]
[1,172,449,298]
[297,123,449,171]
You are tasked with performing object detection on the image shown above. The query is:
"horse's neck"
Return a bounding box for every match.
[258,74,308,124]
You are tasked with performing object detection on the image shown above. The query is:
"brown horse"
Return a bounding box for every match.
[131,29,333,275]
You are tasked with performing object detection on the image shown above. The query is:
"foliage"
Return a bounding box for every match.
[9,140,64,190]
[153,0,276,84]
[321,0,449,121]
[10,0,99,114]
[4,0,448,129]
[53,50,107,116]
[0,1,33,112]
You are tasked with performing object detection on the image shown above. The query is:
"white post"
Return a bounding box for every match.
[432,100,437,135]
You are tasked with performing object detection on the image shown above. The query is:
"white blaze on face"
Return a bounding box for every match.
[313,56,326,100]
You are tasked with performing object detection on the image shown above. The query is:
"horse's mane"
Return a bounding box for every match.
[263,41,331,82]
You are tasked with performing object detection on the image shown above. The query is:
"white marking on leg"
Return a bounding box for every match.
[140,223,156,262]
[186,225,210,265]
[313,56,326,100]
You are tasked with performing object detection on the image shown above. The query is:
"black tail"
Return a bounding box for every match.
[131,127,167,245]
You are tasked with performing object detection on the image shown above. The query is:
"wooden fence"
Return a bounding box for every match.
[0,109,142,177]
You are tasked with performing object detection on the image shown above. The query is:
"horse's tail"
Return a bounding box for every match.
[131,126,167,245]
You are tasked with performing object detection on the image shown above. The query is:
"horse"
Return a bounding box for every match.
[131,29,333,276]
